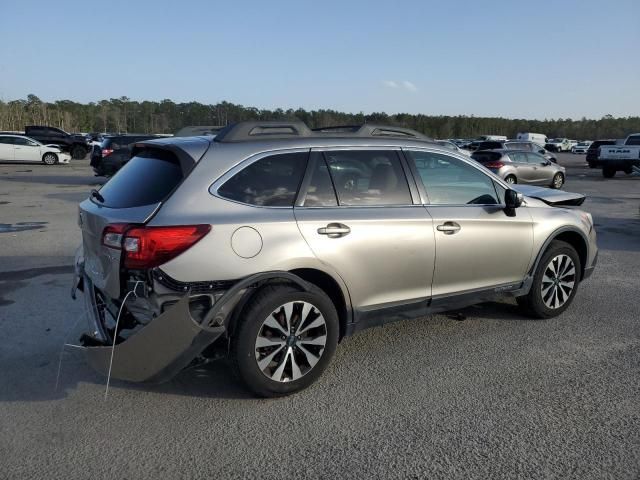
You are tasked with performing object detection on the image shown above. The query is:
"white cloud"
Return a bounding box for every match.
[383,80,417,92]
[401,80,418,92]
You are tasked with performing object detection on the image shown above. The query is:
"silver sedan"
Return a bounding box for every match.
[471,149,566,189]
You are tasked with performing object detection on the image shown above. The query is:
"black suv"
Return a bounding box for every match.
[24,126,90,159]
[586,140,616,168]
[91,134,160,176]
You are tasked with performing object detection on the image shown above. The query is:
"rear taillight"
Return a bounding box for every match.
[102,148,114,157]
[101,224,211,269]
[102,224,128,248]
[483,161,505,168]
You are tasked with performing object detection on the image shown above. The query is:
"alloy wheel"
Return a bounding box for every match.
[43,153,56,165]
[505,176,516,184]
[254,301,327,382]
[541,254,576,309]
[553,174,563,189]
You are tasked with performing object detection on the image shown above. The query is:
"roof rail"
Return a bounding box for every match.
[214,121,312,142]
[214,120,432,143]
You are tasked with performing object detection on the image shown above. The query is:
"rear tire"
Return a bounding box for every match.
[230,284,339,397]
[71,145,87,160]
[517,240,581,319]
[505,175,517,185]
[42,153,58,165]
[602,167,616,178]
[551,172,564,189]
[624,167,633,175]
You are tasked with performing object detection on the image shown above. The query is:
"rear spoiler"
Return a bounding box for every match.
[131,136,212,173]
[513,185,585,206]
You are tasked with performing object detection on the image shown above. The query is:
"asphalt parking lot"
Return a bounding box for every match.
[0,154,638,479]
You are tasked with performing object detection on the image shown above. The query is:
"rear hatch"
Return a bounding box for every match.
[79,138,210,299]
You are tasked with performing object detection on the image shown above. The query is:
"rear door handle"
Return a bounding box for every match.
[317,223,351,237]
[436,222,461,234]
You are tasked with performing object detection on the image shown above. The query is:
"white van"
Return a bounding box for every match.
[517,132,547,145]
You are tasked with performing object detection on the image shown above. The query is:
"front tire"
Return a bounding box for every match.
[602,167,616,178]
[42,153,58,165]
[517,240,581,319]
[231,285,339,397]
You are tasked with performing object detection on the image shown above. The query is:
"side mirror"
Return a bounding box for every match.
[542,160,551,166]
[504,189,523,216]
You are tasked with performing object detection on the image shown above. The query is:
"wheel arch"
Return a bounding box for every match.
[289,268,352,340]
[530,227,588,280]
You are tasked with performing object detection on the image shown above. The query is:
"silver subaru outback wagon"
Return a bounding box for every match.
[72,121,597,397]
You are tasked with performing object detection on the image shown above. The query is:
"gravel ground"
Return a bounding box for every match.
[0,153,638,479]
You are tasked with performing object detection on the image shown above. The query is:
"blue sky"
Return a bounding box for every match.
[1,0,638,119]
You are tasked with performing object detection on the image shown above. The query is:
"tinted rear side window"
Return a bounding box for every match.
[96,149,183,208]
[218,151,308,207]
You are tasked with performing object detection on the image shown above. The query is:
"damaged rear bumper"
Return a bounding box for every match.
[83,294,224,383]
[72,250,311,384]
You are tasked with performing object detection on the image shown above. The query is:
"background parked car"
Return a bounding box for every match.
[435,140,471,156]
[586,140,616,168]
[545,138,571,152]
[471,149,565,188]
[0,134,71,164]
[571,141,592,154]
[464,140,505,151]
[503,140,557,163]
[24,126,89,159]
[91,134,160,176]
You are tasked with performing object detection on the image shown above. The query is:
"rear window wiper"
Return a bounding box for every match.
[91,189,105,203]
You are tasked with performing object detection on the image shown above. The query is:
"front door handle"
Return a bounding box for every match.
[436,222,461,235]
[317,223,351,237]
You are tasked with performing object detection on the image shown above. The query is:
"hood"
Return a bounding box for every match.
[513,185,585,206]
[44,144,62,151]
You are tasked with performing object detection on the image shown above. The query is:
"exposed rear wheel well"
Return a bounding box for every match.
[290,268,349,339]
[551,231,587,280]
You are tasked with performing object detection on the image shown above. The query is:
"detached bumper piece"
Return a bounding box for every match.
[80,270,311,384]
[84,295,224,384]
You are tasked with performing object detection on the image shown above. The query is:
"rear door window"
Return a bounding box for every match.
[525,153,546,164]
[323,150,411,206]
[218,151,308,207]
[302,153,338,207]
[95,149,183,208]
[509,152,527,163]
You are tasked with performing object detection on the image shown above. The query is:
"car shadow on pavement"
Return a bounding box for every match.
[452,301,530,322]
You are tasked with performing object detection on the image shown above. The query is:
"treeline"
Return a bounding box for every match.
[1,94,639,140]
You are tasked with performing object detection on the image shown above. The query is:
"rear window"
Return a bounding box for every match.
[478,141,503,150]
[96,149,183,208]
[626,135,640,146]
[471,151,502,163]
